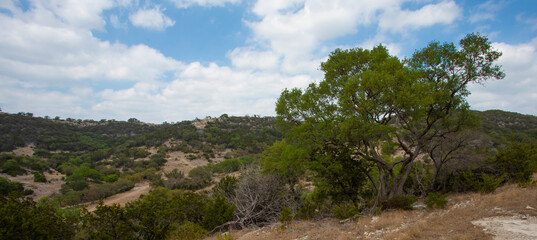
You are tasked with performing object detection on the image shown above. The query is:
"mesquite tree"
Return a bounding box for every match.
[276,33,504,203]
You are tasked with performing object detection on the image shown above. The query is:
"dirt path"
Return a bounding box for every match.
[86,182,151,211]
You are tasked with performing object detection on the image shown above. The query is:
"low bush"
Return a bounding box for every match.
[169,221,206,240]
[33,171,47,182]
[424,192,448,208]
[330,201,362,220]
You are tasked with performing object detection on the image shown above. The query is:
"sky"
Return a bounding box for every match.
[0,0,536,123]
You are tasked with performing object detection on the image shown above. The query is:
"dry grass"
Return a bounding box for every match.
[206,182,537,240]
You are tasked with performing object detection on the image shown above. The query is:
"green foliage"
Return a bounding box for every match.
[480,173,505,193]
[103,174,119,183]
[294,195,318,220]
[275,33,504,202]
[262,140,307,193]
[495,140,537,183]
[201,194,235,231]
[212,156,256,173]
[33,171,47,182]
[0,154,49,176]
[0,195,79,239]
[278,207,293,225]
[168,221,206,240]
[330,201,362,220]
[461,169,505,193]
[0,177,24,195]
[123,187,206,240]
[214,175,238,198]
[424,192,448,208]
[84,202,133,240]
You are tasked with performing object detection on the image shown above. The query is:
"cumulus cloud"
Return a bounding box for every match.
[468,38,537,115]
[129,6,175,30]
[379,1,461,33]
[169,0,241,8]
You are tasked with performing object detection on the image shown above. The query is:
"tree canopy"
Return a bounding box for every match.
[276,33,504,203]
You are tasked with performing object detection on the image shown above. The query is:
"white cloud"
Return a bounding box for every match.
[129,6,175,30]
[227,48,280,71]
[517,14,537,31]
[379,1,462,33]
[468,38,537,116]
[169,0,241,8]
[469,0,502,23]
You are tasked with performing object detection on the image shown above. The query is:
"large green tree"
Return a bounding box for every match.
[276,33,504,203]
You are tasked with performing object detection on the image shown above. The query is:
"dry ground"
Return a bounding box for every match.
[206,182,537,240]
[85,181,151,211]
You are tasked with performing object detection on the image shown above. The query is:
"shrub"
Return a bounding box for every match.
[201,194,235,231]
[495,140,537,183]
[424,192,448,208]
[33,171,47,183]
[480,173,504,193]
[278,207,293,225]
[383,195,417,210]
[169,221,206,240]
[330,201,362,220]
[0,177,24,195]
[213,176,238,198]
[103,174,119,183]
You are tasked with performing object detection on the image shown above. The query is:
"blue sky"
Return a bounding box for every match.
[1,0,536,123]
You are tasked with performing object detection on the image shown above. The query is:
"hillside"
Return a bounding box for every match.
[1,110,536,240]
[0,113,281,205]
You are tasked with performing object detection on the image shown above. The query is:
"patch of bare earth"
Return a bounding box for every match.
[0,169,65,200]
[85,182,151,211]
[206,183,537,240]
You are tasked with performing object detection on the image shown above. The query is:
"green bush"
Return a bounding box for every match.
[424,192,448,208]
[330,201,362,220]
[278,207,293,225]
[33,171,47,183]
[0,177,24,195]
[480,173,504,193]
[0,195,78,239]
[295,196,318,220]
[495,140,537,183]
[103,174,119,183]
[460,170,504,193]
[201,194,235,231]
[1,159,26,176]
[168,221,206,240]
[214,176,238,198]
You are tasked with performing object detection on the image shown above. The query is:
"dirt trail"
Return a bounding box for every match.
[86,182,151,211]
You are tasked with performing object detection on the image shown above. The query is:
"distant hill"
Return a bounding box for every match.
[476,110,537,145]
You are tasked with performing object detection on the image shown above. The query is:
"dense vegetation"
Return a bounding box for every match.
[1,33,537,239]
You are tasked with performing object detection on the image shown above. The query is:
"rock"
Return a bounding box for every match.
[412,202,427,210]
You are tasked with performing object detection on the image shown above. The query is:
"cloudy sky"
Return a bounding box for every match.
[0,0,536,123]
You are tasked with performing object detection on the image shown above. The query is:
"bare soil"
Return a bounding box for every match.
[85,182,151,211]
[0,169,65,200]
